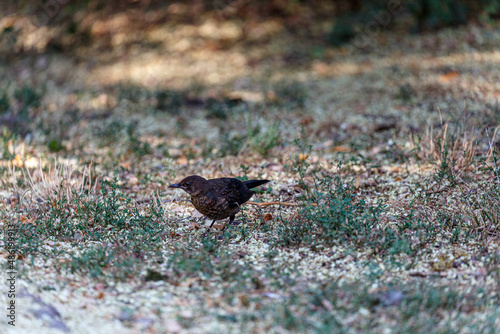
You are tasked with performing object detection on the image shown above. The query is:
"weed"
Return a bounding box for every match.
[262,278,495,333]
[0,127,16,160]
[246,123,282,156]
[273,158,387,249]
[271,139,499,255]
[269,80,308,108]
[117,83,151,103]
[155,89,185,112]
[125,123,151,157]
[164,240,256,294]
[204,97,230,119]
[433,140,459,188]
[410,121,491,174]
[217,132,246,156]
[239,164,250,180]
[397,83,415,102]
[465,179,500,243]
[0,89,10,113]
[93,119,151,158]
[95,119,126,145]
[10,166,169,280]
[17,161,97,205]
[14,85,40,120]
[47,139,65,152]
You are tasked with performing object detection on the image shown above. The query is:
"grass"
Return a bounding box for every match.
[244,121,282,157]
[0,89,10,113]
[272,160,386,249]
[16,137,498,270]
[15,176,168,280]
[2,18,500,331]
[268,80,308,109]
[206,109,282,157]
[3,112,500,331]
[14,85,41,120]
[195,276,499,333]
[0,127,16,161]
[91,118,152,160]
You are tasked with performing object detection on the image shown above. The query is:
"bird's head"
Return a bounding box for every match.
[169,175,207,195]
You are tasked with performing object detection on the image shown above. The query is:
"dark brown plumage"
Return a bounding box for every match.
[169,175,269,234]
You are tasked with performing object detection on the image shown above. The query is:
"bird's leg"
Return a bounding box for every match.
[221,215,235,232]
[204,219,216,236]
[217,215,235,240]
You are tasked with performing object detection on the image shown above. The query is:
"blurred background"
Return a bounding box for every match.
[0,0,499,167]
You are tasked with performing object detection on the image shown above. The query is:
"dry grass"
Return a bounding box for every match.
[11,161,98,206]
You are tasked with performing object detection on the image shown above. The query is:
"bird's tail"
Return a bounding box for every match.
[244,179,270,189]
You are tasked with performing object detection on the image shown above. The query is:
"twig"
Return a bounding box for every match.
[409,271,447,278]
[425,187,449,195]
[136,199,310,207]
[135,198,192,206]
[246,201,316,207]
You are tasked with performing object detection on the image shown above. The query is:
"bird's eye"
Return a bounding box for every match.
[185,182,190,187]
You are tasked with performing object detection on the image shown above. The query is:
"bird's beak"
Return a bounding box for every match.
[169,183,182,189]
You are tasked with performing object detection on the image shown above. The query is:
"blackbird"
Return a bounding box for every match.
[169,175,269,234]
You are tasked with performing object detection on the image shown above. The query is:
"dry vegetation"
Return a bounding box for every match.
[1,2,500,333]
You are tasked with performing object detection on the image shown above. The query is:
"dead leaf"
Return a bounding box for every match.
[438,71,460,83]
[330,145,350,152]
[214,223,226,230]
[300,116,314,126]
[189,222,201,230]
[176,155,188,165]
[119,162,132,170]
[355,175,361,188]
[263,213,273,221]
[238,294,251,307]
[127,176,139,186]
[266,90,277,102]
[13,154,23,168]
[387,166,400,173]
[312,61,330,76]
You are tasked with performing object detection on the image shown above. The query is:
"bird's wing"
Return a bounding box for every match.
[202,191,218,205]
[243,179,270,189]
[218,181,242,207]
[228,178,254,205]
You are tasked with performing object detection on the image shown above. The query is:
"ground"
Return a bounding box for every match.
[0,4,499,334]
